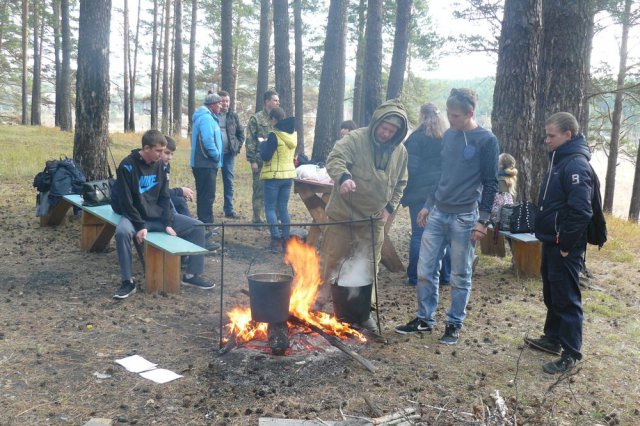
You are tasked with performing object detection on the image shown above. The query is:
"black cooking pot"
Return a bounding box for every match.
[248,273,293,323]
[331,283,372,324]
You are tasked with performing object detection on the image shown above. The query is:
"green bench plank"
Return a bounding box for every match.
[83,204,122,227]
[145,232,209,256]
[62,194,84,209]
[499,231,539,244]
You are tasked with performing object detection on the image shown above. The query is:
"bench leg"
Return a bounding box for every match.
[511,240,542,278]
[145,245,181,294]
[81,212,115,252]
[40,199,72,226]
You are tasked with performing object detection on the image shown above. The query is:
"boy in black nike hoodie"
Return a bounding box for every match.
[111,130,213,299]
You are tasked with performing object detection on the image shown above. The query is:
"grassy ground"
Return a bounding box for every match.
[0,125,639,425]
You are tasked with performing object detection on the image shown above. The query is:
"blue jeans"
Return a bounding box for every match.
[221,152,236,215]
[416,206,478,328]
[408,203,451,285]
[263,179,292,240]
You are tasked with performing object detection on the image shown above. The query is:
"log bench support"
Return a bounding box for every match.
[500,231,542,279]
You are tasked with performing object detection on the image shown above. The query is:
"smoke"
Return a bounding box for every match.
[335,253,372,289]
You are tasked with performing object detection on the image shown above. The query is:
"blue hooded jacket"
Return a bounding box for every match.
[191,106,223,169]
[534,134,593,251]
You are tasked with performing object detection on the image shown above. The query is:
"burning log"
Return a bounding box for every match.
[288,314,376,373]
[218,332,239,355]
[267,321,289,356]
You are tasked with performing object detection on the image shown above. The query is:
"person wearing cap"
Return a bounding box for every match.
[318,99,409,333]
[190,91,224,237]
[395,88,499,345]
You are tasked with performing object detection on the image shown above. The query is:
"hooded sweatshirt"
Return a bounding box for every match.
[111,148,173,231]
[534,134,593,251]
[190,105,223,169]
[325,99,409,221]
[260,117,297,180]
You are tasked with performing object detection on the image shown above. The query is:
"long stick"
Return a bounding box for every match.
[288,314,376,373]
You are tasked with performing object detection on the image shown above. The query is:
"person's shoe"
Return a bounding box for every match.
[252,219,265,230]
[472,255,479,273]
[524,336,562,355]
[206,240,221,251]
[182,274,215,289]
[269,238,283,253]
[404,277,417,286]
[224,211,241,219]
[205,227,220,239]
[395,317,432,334]
[357,316,379,333]
[439,324,460,345]
[113,279,136,299]
[542,352,577,374]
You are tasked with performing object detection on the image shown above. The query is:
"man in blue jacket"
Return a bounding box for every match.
[527,112,593,374]
[191,92,224,231]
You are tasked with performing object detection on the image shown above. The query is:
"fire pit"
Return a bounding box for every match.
[220,238,375,372]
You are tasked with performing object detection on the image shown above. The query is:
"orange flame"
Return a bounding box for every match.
[225,237,366,344]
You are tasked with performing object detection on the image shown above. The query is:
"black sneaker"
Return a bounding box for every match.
[524,336,562,356]
[395,317,432,334]
[439,324,460,345]
[113,280,136,299]
[542,353,576,374]
[206,240,221,251]
[225,212,241,219]
[182,275,215,289]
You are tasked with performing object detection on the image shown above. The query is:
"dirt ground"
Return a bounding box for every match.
[1,173,639,426]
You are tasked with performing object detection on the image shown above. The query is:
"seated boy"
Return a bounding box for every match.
[163,135,195,217]
[111,129,214,299]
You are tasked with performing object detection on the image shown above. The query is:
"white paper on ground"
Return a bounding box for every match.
[139,368,183,384]
[115,355,158,373]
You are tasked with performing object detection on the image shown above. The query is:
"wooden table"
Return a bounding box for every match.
[499,231,542,279]
[293,179,404,273]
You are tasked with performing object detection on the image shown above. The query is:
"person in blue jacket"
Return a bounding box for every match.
[191,92,223,229]
[527,112,593,374]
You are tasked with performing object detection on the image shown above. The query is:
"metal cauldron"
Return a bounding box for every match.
[331,282,373,324]
[247,273,293,323]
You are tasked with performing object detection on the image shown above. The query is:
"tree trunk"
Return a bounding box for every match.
[629,138,640,222]
[361,0,383,126]
[73,0,111,181]
[0,2,6,52]
[123,0,130,131]
[221,0,233,93]
[31,0,42,125]
[273,0,293,116]
[161,0,172,134]
[21,0,28,125]
[293,0,304,155]
[255,0,270,113]
[351,0,366,125]
[491,0,541,202]
[187,0,197,135]
[172,0,182,136]
[386,0,412,100]
[53,0,61,127]
[311,0,348,163]
[603,0,632,213]
[60,0,72,131]
[231,12,240,111]
[150,0,159,129]
[129,0,141,132]
[531,0,594,199]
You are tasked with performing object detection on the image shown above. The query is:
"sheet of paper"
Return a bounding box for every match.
[139,368,183,384]
[115,355,157,373]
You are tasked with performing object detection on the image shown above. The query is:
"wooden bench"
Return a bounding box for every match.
[499,230,542,279]
[60,194,208,293]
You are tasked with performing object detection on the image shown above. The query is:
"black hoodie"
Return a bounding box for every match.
[111,149,173,231]
[534,134,593,251]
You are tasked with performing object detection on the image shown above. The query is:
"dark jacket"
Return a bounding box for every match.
[400,130,443,207]
[534,134,593,251]
[111,149,173,232]
[222,111,245,155]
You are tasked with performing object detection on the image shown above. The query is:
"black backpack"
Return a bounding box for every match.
[562,155,607,249]
[37,157,86,206]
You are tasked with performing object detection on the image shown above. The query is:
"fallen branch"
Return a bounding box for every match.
[371,407,416,425]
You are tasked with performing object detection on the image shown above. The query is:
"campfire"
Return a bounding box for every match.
[221,238,374,371]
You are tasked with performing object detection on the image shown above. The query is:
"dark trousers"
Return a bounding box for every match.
[192,167,218,224]
[541,243,584,360]
[170,193,192,217]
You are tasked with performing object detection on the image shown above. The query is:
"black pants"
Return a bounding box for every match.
[192,167,218,224]
[540,243,584,360]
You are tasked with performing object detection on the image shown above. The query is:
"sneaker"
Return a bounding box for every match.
[395,317,432,334]
[113,280,136,299]
[182,274,215,289]
[269,239,283,253]
[224,212,241,219]
[472,255,479,273]
[357,316,379,333]
[542,353,576,374]
[205,227,220,239]
[524,336,562,356]
[439,324,460,345]
[206,240,221,251]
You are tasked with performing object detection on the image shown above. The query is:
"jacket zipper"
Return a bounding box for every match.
[554,212,560,244]
[540,150,556,212]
